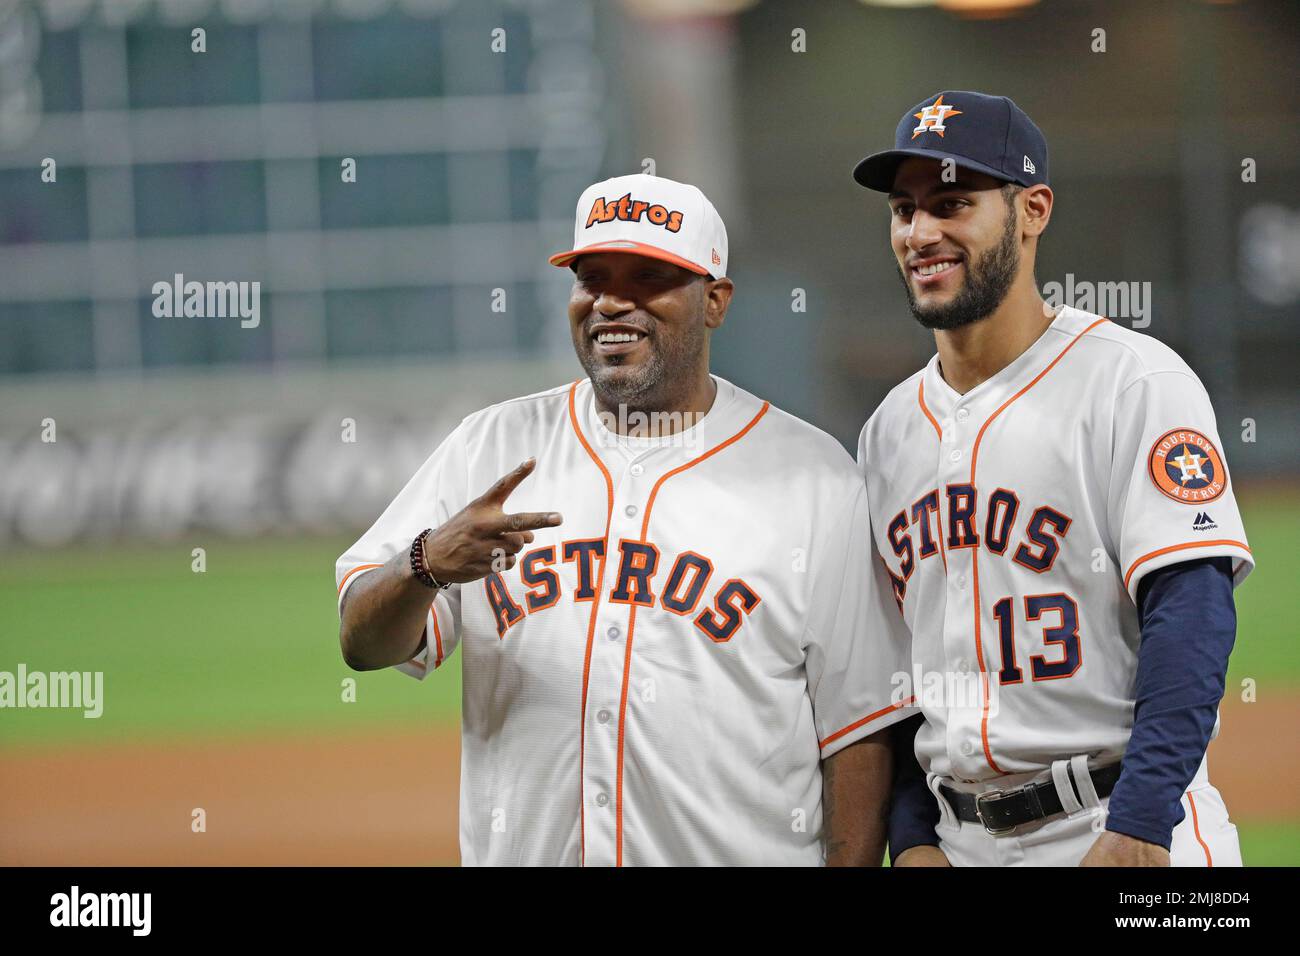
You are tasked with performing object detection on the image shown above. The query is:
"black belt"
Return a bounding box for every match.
[939,763,1122,835]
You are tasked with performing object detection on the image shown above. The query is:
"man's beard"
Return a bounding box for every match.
[577,320,706,412]
[899,203,1020,331]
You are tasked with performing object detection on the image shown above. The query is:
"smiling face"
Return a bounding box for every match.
[568,252,724,412]
[888,157,1023,331]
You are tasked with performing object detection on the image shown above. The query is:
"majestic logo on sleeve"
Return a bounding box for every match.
[912,94,962,139]
[1148,428,1227,503]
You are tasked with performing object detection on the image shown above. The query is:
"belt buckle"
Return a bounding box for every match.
[974,788,1020,835]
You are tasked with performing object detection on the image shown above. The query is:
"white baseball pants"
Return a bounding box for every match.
[928,755,1242,866]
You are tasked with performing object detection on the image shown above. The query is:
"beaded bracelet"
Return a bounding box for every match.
[410,528,450,590]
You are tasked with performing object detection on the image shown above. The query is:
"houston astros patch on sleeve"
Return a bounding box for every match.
[1147,427,1227,504]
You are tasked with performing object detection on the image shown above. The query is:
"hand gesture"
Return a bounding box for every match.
[421,458,562,584]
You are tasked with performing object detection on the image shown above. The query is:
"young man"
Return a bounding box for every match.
[853,92,1252,866]
[336,174,911,866]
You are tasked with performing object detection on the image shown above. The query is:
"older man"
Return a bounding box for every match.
[336,173,912,866]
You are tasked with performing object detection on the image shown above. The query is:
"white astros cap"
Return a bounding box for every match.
[548,173,729,279]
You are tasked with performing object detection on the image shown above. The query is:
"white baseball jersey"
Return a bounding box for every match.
[337,375,911,866]
[857,306,1254,784]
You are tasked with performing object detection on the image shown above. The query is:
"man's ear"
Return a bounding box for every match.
[704,277,734,330]
[1021,184,1053,239]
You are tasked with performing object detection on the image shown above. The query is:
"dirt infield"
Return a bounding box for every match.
[0,727,462,866]
[1206,694,1293,819]
[0,696,1293,865]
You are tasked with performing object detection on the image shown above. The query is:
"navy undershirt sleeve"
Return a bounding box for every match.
[886,712,941,860]
[1105,556,1236,849]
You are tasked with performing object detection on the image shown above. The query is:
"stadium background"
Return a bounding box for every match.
[1,0,1296,865]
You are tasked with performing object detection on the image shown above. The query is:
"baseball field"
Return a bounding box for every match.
[1,489,1296,866]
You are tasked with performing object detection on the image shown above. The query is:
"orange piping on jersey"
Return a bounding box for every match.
[337,563,382,595]
[915,380,948,572]
[819,697,917,750]
[967,317,1109,776]
[638,403,772,538]
[1123,539,1251,592]
[430,602,445,668]
[567,380,615,867]
[935,506,949,572]
[1187,791,1213,866]
[917,376,943,440]
[612,400,771,866]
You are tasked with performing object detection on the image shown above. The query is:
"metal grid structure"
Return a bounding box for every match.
[0,0,603,375]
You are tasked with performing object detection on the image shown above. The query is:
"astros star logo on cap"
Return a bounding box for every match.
[912,94,963,139]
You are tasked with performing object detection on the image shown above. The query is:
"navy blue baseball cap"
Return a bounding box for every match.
[853,90,1049,192]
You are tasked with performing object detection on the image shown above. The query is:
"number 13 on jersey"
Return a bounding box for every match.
[992,593,1081,685]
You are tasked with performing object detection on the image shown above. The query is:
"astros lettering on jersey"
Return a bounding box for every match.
[858,306,1254,783]
[337,376,912,866]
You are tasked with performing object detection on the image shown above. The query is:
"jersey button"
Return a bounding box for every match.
[948,449,962,463]
[596,709,611,723]
[595,793,609,807]
[956,659,970,674]
[959,740,975,756]
[607,625,620,640]
[630,464,644,477]
[625,505,638,517]
[956,408,970,422]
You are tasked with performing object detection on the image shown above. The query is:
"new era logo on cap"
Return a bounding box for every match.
[853,90,1049,193]
[549,174,729,279]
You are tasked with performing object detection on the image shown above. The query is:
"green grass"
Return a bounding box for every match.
[1237,821,1300,866]
[0,492,1294,750]
[0,536,460,748]
[1227,494,1300,686]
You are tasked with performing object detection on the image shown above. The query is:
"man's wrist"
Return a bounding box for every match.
[410,529,451,589]
[892,844,948,867]
[889,836,940,860]
[1104,816,1172,851]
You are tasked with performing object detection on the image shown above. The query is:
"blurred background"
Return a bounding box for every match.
[0,0,1296,865]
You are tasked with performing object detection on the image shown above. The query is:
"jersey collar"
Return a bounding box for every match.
[923,306,1089,415]
[581,374,740,458]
